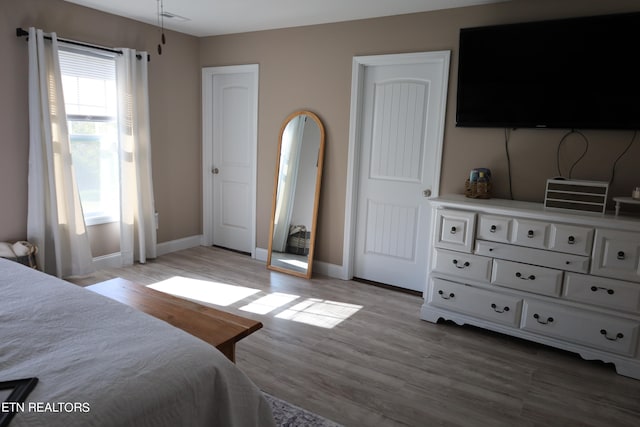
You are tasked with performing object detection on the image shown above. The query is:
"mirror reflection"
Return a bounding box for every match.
[267,111,325,278]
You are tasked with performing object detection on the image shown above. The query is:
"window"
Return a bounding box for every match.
[59,47,119,225]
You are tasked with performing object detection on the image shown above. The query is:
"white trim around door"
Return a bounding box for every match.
[202,64,259,258]
[342,51,450,281]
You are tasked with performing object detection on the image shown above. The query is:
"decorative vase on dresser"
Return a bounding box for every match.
[421,194,640,379]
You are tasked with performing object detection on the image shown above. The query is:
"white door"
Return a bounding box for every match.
[350,52,450,291]
[202,65,258,255]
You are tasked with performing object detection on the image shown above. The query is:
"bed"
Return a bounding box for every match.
[0,258,276,427]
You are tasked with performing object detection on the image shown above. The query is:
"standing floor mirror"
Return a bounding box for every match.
[267,111,325,279]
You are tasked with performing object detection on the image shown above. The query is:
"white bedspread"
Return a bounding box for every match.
[0,259,275,427]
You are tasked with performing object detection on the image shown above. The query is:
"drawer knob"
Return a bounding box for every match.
[533,313,554,324]
[437,290,455,300]
[590,286,615,295]
[527,230,534,238]
[515,272,536,280]
[600,329,624,341]
[567,235,575,244]
[490,225,497,233]
[617,251,626,260]
[452,259,471,269]
[490,303,510,313]
[450,226,457,234]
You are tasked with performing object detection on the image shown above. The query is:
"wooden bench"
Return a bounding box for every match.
[87,278,262,362]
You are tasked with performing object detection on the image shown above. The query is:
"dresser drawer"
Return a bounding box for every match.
[591,229,640,283]
[512,218,549,249]
[475,240,590,274]
[434,209,476,253]
[563,273,640,313]
[429,278,522,327]
[477,214,512,243]
[522,300,639,356]
[549,223,594,256]
[433,249,492,282]
[491,259,563,297]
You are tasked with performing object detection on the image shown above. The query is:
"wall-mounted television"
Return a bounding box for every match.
[455,12,640,130]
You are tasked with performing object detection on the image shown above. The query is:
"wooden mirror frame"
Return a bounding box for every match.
[266,111,325,279]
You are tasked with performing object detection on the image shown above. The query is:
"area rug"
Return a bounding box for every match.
[264,393,343,427]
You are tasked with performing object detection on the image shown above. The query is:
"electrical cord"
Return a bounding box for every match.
[504,128,513,199]
[567,130,589,179]
[555,131,571,177]
[609,130,637,185]
[509,129,634,199]
[556,129,589,178]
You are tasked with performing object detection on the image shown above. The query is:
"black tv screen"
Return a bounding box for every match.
[456,12,640,130]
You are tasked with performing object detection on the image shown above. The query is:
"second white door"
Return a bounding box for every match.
[353,52,450,291]
[202,65,258,255]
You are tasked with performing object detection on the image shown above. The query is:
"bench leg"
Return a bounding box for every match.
[217,343,236,363]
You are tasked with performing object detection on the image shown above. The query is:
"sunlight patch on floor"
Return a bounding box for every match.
[148,276,362,328]
[147,276,260,307]
[275,298,363,329]
[240,292,300,315]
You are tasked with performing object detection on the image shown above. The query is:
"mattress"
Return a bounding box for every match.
[0,258,275,427]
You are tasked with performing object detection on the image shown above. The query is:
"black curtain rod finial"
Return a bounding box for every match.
[16,26,150,61]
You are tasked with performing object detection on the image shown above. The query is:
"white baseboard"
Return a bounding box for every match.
[157,235,203,257]
[254,247,268,262]
[92,235,203,270]
[313,260,346,279]
[92,252,123,270]
[92,239,348,280]
[91,239,349,280]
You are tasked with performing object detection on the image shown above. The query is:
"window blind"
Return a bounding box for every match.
[58,47,115,81]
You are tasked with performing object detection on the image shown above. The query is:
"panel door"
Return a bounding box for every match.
[353,53,449,291]
[203,66,258,254]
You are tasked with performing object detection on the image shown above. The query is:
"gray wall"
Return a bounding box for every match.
[2,0,639,266]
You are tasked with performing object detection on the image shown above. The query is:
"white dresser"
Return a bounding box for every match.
[421,195,640,379]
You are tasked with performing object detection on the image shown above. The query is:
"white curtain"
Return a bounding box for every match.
[116,49,157,264]
[27,28,94,278]
[272,116,305,252]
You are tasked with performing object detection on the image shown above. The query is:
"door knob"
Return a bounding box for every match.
[212,167,219,174]
[423,189,432,197]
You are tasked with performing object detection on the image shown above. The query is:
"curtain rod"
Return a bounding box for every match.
[16,28,150,62]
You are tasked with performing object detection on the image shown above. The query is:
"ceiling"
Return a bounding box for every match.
[63,0,509,37]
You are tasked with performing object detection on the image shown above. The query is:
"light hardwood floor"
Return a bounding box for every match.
[72,246,640,427]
